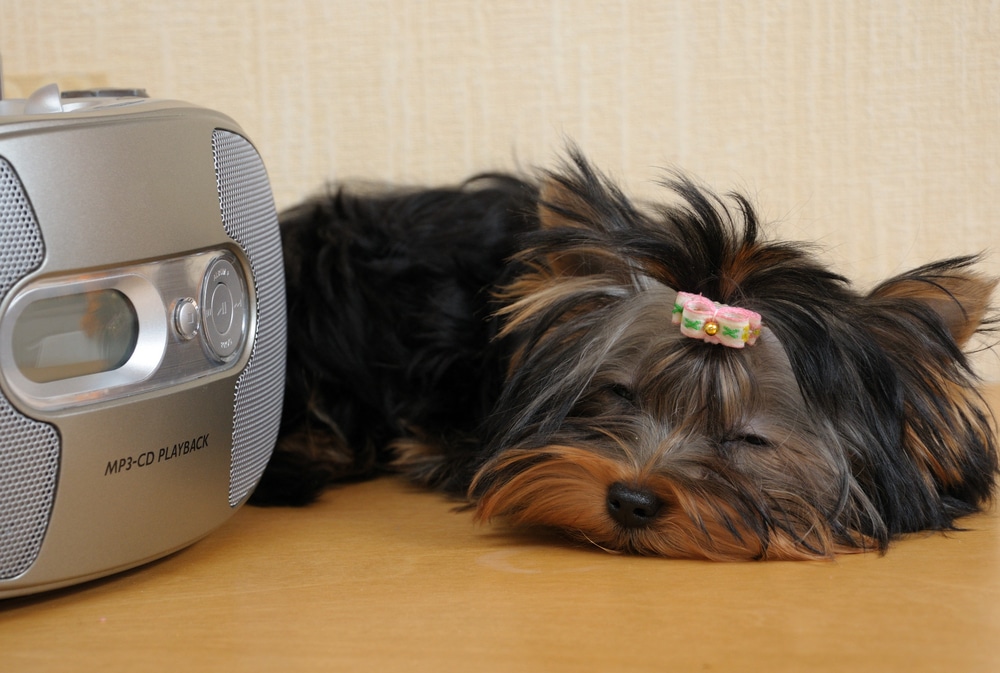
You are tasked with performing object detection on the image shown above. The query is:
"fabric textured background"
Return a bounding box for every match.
[2,1,998,379]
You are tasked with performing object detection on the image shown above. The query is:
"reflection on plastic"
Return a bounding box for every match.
[12,290,138,383]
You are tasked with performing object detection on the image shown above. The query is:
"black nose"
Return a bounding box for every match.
[606,482,663,529]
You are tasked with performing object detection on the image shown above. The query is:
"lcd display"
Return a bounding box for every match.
[12,290,139,383]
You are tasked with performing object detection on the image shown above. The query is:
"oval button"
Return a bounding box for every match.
[210,283,234,334]
[201,257,248,360]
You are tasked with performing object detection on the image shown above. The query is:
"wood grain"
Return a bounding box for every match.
[2,387,997,672]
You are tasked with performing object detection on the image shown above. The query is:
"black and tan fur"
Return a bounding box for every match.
[253,151,998,560]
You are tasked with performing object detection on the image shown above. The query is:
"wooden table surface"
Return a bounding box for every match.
[2,386,999,673]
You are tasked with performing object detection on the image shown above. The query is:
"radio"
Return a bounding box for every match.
[0,80,286,598]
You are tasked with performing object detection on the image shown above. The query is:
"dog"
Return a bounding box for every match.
[251,150,998,560]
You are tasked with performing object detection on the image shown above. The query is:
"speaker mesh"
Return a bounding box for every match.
[211,131,287,507]
[0,158,61,579]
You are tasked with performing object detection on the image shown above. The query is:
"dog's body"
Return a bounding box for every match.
[253,152,998,560]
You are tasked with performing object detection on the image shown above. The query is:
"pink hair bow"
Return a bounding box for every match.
[671,292,762,348]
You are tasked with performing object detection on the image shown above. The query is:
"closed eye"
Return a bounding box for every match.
[606,383,636,405]
[724,434,771,449]
[571,382,638,418]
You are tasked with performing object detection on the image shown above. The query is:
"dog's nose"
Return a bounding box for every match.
[606,482,663,529]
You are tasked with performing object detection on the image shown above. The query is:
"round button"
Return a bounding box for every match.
[201,257,249,361]
[173,297,200,340]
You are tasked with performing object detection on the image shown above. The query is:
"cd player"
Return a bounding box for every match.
[0,81,286,597]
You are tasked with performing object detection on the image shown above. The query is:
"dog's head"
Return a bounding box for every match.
[471,153,998,560]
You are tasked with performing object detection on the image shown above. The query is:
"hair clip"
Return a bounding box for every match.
[671,292,762,348]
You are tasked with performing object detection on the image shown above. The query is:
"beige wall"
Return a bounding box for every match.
[2,1,998,379]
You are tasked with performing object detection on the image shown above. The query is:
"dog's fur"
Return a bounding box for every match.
[252,151,998,560]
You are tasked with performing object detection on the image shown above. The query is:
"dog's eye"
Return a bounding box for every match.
[605,383,636,405]
[725,434,771,449]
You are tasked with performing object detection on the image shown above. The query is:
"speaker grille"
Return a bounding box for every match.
[0,157,61,579]
[211,130,287,507]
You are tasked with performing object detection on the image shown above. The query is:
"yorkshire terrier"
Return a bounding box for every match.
[252,150,998,561]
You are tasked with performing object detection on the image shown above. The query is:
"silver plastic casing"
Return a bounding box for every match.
[0,92,286,598]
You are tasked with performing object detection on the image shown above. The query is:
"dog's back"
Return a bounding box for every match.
[251,175,538,505]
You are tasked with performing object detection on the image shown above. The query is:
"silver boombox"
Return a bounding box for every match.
[0,80,286,598]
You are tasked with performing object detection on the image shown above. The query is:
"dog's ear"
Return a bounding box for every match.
[533,177,606,278]
[537,176,602,231]
[853,257,997,528]
[531,172,644,281]
[866,258,996,347]
[495,171,641,355]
